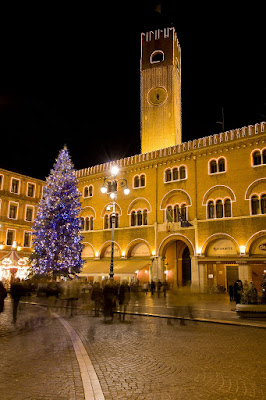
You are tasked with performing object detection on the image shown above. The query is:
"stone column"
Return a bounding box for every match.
[190,256,199,292]
[198,263,207,293]
[238,262,252,283]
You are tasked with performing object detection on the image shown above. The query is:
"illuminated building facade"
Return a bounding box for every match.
[1,28,266,292]
[78,28,266,292]
[0,168,44,281]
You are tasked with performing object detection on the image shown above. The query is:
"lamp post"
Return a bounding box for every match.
[101,166,130,279]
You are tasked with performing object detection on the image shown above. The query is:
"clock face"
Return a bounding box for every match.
[148,87,168,106]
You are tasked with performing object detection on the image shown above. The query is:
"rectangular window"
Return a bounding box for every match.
[6,229,15,245]
[27,183,35,197]
[9,203,18,219]
[25,206,33,221]
[11,178,20,194]
[0,174,3,190]
[23,232,31,247]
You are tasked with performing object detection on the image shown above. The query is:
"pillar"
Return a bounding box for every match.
[238,262,252,283]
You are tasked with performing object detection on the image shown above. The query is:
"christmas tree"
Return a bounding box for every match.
[32,146,83,276]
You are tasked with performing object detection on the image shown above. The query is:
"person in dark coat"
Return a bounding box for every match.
[118,281,130,321]
[228,285,234,301]
[103,280,117,322]
[233,280,243,305]
[91,282,103,317]
[150,280,155,295]
[0,281,7,314]
[10,278,25,324]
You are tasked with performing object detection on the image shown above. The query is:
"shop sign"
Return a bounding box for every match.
[208,239,237,256]
[258,243,266,251]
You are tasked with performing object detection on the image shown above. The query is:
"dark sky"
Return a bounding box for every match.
[0,2,265,180]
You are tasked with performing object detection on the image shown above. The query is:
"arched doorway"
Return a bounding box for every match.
[182,246,191,286]
[162,239,192,287]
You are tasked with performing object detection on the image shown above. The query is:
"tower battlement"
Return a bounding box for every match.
[141,27,179,45]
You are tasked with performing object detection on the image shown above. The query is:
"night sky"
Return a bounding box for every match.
[0,2,265,180]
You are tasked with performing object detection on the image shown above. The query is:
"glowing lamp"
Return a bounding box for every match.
[101,186,107,194]
[124,188,130,195]
[110,192,116,200]
[239,245,246,255]
[111,166,119,176]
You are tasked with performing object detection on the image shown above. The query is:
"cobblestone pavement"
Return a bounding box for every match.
[1,296,266,400]
[69,313,266,400]
[0,300,84,400]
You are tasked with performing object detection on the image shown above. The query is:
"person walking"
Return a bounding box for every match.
[118,281,131,321]
[10,278,25,324]
[91,282,103,317]
[0,281,7,315]
[150,280,155,295]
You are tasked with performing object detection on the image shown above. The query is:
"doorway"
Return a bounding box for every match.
[226,265,238,289]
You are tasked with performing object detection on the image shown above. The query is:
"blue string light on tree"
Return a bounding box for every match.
[32,146,83,276]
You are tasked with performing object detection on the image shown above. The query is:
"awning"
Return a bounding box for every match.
[79,259,150,277]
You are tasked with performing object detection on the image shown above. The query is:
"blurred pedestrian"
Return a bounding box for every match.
[233,280,243,305]
[157,280,162,297]
[143,282,148,295]
[150,280,155,295]
[103,280,117,322]
[10,278,25,324]
[118,281,130,321]
[91,282,103,317]
[228,285,234,301]
[0,281,7,315]
[162,281,167,298]
[65,279,81,317]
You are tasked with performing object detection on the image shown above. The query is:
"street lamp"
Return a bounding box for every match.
[100,165,130,279]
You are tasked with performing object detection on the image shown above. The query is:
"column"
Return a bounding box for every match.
[190,256,199,292]
[238,262,252,283]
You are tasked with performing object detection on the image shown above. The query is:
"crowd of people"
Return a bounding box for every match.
[229,279,258,305]
[0,275,262,325]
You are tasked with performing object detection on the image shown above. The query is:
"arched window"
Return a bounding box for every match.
[83,187,89,198]
[80,218,85,230]
[251,195,259,215]
[90,217,94,230]
[181,204,187,220]
[140,174,145,187]
[134,175,140,188]
[166,205,173,222]
[150,50,164,64]
[85,217,90,231]
[143,209,148,225]
[172,168,178,181]
[253,151,261,166]
[173,204,179,222]
[131,211,136,226]
[179,166,186,180]
[104,214,109,229]
[207,201,215,219]
[165,169,172,182]
[210,160,217,174]
[261,194,266,214]
[115,213,119,228]
[263,150,266,165]
[216,200,223,218]
[137,210,142,226]
[218,158,225,172]
[89,186,93,197]
[224,199,232,217]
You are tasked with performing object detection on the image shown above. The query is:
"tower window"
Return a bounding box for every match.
[150,50,164,64]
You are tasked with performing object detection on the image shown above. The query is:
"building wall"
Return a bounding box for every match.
[77,122,266,291]
[0,168,44,258]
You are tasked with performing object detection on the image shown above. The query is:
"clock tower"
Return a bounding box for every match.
[141,27,182,153]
